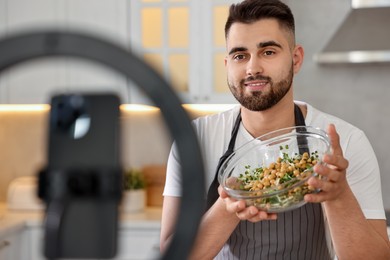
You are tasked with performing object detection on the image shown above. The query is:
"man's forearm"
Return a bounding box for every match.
[324,187,390,260]
[189,197,240,260]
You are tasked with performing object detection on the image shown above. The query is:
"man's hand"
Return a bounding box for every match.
[218,185,277,222]
[305,124,350,203]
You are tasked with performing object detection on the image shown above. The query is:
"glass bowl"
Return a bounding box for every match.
[218,126,330,213]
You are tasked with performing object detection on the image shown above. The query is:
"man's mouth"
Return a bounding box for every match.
[244,80,269,91]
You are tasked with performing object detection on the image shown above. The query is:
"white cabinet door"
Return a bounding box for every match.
[128,0,239,105]
[64,0,129,104]
[115,228,160,260]
[2,0,130,104]
[26,227,45,260]
[26,225,161,260]
[0,228,28,260]
[0,237,12,260]
[3,0,65,104]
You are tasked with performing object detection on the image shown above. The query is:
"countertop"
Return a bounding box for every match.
[0,203,162,238]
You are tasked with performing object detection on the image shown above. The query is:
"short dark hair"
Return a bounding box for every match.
[225,0,295,40]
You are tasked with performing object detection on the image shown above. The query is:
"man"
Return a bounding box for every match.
[160,0,390,259]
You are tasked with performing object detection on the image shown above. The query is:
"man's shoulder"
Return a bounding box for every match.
[192,105,240,129]
[307,103,364,137]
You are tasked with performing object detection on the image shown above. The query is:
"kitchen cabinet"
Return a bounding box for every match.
[1,0,240,104]
[0,0,129,104]
[26,224,160,260]
[0,203,162,260]
[0,226,28,260]
[128,0,237,105]
[115,227,160,259]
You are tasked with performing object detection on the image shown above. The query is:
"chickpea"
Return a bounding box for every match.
[294,187,302,193]
[269,162,275,169]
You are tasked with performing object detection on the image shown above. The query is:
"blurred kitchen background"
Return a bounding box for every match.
[0,0,390,258]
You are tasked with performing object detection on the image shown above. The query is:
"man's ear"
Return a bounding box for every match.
[292,45,304,74]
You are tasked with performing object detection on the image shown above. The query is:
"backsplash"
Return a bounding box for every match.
[0,105,231,202]
[0,107,174,202]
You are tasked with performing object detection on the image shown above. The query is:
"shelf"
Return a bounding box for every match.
[352,0,390,9]
[313,50,390,64]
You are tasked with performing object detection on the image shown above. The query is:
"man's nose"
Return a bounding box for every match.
[246,57,264,76]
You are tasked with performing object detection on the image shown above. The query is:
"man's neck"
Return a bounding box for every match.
[240,94,303,138]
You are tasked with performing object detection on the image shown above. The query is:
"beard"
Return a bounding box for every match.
[228,64,294,111]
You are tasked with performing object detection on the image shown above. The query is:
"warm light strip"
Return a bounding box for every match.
[182,104,236,112]
[0,104,236,113]
[0,104,50,112]
[120,104,159,112]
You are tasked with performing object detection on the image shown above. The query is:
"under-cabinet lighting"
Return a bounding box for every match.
[120,104,159,112]
[0,104,50,112]
[182,104,236,113]
[0,104,237,113]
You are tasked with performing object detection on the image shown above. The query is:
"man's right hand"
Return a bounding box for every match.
[218,185,278,222]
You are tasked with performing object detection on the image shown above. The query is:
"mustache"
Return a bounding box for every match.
[242,75,272,84]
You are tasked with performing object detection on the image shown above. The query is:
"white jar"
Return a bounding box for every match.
[121,189,146,213]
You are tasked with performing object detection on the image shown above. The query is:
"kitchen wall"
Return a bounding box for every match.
[0,106,222,202]
[0,107,174,202]
[0,0,389,209]
[286,0,390,208]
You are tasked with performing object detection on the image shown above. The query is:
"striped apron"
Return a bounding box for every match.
[207,104,331,260]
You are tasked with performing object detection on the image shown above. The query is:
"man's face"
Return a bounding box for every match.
[225,19,296,111]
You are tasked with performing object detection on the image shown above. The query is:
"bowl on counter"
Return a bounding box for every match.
[218,126,330,213]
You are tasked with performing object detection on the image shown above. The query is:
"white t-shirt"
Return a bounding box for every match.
[163,102,385,220]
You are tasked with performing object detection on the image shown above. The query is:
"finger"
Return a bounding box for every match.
[219,188,229,199]
[307,175,335,192]
[313,163,343,182]
[327,124,343,157]
[247,212,277,222]
[322,153,349,172]
[236,207,276,221]
[235,206,259,219]
[305,191,330,203]
[225,199,246,213]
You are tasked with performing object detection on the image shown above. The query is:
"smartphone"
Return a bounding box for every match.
[39,93,122,259]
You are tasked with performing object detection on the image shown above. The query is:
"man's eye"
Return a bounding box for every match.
[264,50,275,56]
[233,54,246,60]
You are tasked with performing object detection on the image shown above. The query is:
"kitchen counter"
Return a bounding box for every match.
[0,202,162,237]
[0,203,163,259]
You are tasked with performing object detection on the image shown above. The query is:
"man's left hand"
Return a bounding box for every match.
[304,124,350,203]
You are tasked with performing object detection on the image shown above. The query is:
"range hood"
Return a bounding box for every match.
[314,0,390,64]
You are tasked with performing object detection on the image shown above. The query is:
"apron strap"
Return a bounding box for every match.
[205,110,241,210]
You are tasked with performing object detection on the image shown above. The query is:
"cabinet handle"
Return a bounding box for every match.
[0,240,10,250]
